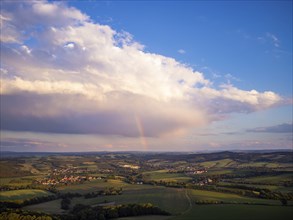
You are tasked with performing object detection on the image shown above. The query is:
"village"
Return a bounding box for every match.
[35,167,103,186]
[167,167,208,175]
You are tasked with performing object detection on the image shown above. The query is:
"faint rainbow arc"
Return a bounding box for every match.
[134,114,148,151]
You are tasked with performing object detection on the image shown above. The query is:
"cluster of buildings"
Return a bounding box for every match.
[121,164,140,169]
[186,169,208,175]
[193,178,213,186]
[168,167,208,175]
[37,175,103,186]
[37,175,84,185]
[35,167,103,186]
[51,167,88,175]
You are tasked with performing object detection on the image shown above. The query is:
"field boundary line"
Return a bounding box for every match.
[181,189,192,215]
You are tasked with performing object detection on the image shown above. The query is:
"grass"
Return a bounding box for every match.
[71,187,189,215]
[23,186,292,219]
[188,189,281,205]
[32,180,190,215]
[238,162,288,168]
[170,204,293,220]
[0,177,30,186]
[117,216,171,220]
[143,170,192,183]
[63,182,284,214]
[1,153,291,219]
[58,179,160,194]
[198,159,236,168]
[217,181,293,193]
[274,186,293,193]
[57,179,129,193]
[29,179,287,215]
[244,174,293,184]
[24,181,176,215]
[23,199,65,214]
[201,169,234,176]
[14,179,293,218]
[0,189,52,202]
[19,163,41,174]
[0,176,44,187]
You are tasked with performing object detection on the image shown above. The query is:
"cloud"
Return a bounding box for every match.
[0,137,69,152]
[266,32,280,48]
[0,1,285,138]
[247,123,293,133]
[224,73,240,83]
[0,1,88,43]
[207,139,292,150]
[64,42,75,49]
[178,49,186,54]
[258,32,280,49]
[0,93,206,137]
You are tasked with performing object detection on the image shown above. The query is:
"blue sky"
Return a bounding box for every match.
[70,1,292,95]
[0,0,292,152]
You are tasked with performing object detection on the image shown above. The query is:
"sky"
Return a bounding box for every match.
[0,0,292,152]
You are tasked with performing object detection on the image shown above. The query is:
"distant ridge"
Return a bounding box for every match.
[1,149,292,158]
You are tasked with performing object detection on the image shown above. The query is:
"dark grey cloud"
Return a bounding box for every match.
[1,138,48,148]
[247,123,293,133]
[0,93,138,137]
[0,93,198,137]
[0,137,69,152]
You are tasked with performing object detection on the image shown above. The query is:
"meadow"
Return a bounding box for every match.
[23,181,288,216]
[0,189,52,202]
[143,170,192,183]
[23,199,65,214]
[1,151,293,219]
[243,173,293,184]
[57,179,129,193]
[171,204,293,220]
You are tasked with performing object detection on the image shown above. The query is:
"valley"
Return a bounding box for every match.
[1,151,293,220]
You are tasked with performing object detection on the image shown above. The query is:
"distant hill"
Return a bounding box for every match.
[1,150,292,163]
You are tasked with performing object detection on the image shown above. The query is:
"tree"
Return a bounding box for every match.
[280,198,288,206]
[97,213,105,220]
[61,198,71,210]
[106,208,119,218]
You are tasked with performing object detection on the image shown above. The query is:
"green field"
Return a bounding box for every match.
[198,159,236,168]
[188,189,281,205]
[57,179,155,193]
[71,187,190,215]
[217,181,293,193]
[25,182,189,215]
[0,177,32,186]
[170,205,293,220]
[143,170,192,182]
[0,189,52,202]
[119,205,293,220]
[0,175,44,187]
[24,182,286,216]
[23,186,292,219]
[201,169,234,176]
[24,199,65,214]
[244,174,293,185]
[118,215,171,220]
[238,162,288,168]
[1,152,293,219]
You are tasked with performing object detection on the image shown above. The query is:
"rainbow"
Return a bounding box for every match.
[134,114,148,151]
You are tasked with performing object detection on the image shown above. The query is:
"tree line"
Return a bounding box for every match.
[59,203,170,220]
[0,210,53,220]
[84,187,123,199]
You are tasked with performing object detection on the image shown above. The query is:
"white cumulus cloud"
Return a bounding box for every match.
[0,1,284,138]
